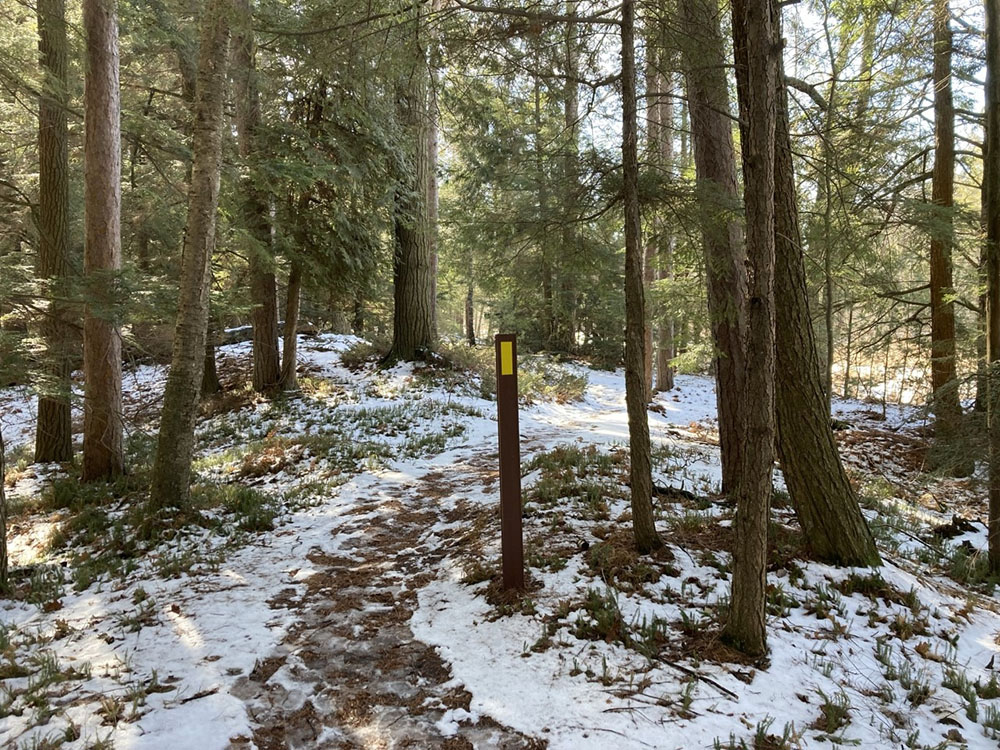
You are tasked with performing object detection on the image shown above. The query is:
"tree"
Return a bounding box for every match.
[234,0,280,394]
[678,0,746,495]
[723,0,777,658]
[150,0,231,510]
[622,0,663,554]
[772,6,881,568]
[387,2,438,363]
[984,0,1000,572]
[82,0,125,481]
[927,0,968,474]
[34,0,74,464]
[0,428,7,589]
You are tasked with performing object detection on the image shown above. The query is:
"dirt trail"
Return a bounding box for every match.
[228,453,544,750]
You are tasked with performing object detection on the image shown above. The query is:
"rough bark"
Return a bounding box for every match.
[927,0,968,474]
[35,0,74,464]
[202,319,221,396]
[555,1,580,354]
[655,68,676,393]
[773,14,881,568]
[150,0,231,509]
[233,0,280,393]
[387,4,436,362]
[643,48,659,397]
[723,0,777,658]
[82,0,124,481]
[465,284,476,345]
[678,0,747,494]
[622,0,663,554]
[280,261,303,391]
[984,0,1000,572]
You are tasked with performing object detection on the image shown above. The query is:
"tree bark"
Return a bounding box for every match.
[927,0,968,474]
[280,261,303,391]
[465,284,476,345]
[983,0,1000,572]
[655,68,676,393]
[678,0,747,495]
[202,318,221,396]
[773,13,881,568]
[387,3,436,363]
[35,0,74,464]
[723,0,777,658]
[233,0,280,393]
[82,0,124,481]
[150,0,231,509]
[643,44,659,397]
[0,429,7,589]
[622,0,663,555]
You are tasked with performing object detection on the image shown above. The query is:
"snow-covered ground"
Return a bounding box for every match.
[1,334,997,749]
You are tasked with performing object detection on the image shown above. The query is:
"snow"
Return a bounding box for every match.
[2,334,1000,749]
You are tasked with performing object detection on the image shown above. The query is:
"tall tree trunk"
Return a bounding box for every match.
[643,43,659,397]
[280,261,302,391]
[202,310,221,397]
[983,0,1000,572]
[678,0,747,495]
[150,0,231,509]
[928,0,968,474]
[773,15,881,567]
[556,0,580,353]
[622,0,663,555]
[82,0,124,481]
[233,0,279,393]
[723,0,777,658]
[655,68,676,393]
[35,0,74,464]
[388,3,436,362]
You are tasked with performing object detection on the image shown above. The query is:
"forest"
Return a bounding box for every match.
[0,0,999,746]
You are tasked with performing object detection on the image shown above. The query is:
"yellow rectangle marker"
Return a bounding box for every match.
[500,341,514,376]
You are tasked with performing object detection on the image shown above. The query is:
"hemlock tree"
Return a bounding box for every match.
[678,0,746,496]
[984,0,1000,572]
[234,0,280,394]
[150,0,231,510]
[82,0,125,481]
[927,0,968,474]
[772,5,880,568]
[34,0,74,464]
[723,0,777,658]
[622,0,663,554]
[387,1,437,363]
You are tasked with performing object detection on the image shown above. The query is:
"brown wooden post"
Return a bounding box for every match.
[495,333,525,590]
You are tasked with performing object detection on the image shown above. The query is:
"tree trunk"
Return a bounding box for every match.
[773,17,881,568]
[622,0,663,555]
[928,0,969,474]
[643,46,659,398]
[723,0,777,658]
[150,0,231,510]
[82,0,124,481]
[556,1,580,353]
[678,0,747,495]
[202,318,221,396]
[35,0,74,464]
[465,284,476,345]
[655,69,676,393]
[983,0,1000,572]
[280,261,303,391]
[233,0,280,393]
[387,4,436,363]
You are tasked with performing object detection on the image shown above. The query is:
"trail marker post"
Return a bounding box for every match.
[495,333,525,591]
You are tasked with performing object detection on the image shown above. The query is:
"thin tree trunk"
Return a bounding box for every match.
[843,304,853,399]
[202,317,221,396]
[928,0,968,474]
[280,261,302,391]
[150,0,231,509]
[557,0,580,353]
[622,0,663,555]
[983,0,1000,572]
[643,43,659,397]
[679,0,747,495]
[82,0,124,481]
[773,18,881,567]
[465,284,476,345]
[388,2,436,362]
[723,0,777,658]
[35,0,74,464]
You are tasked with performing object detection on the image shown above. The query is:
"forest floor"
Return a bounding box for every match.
[2,334,1000,749]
